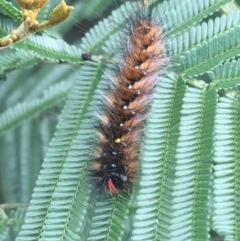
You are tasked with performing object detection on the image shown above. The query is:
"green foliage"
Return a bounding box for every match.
[0,0,22,23]
[209,59,240,89]
[0,207,27,241]
[162,0,231,35]
[213,95,240,240]
[0,208,8,241]
[169,9,240,76]
[0,0,240,241]
[79,1,139,53]
[0,80,72,135]
[0,50,38,79]
[0,14,81,63]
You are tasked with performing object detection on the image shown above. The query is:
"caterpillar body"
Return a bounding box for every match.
[92,4,167,194]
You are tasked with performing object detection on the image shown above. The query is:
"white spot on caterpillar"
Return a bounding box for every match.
[122,142,127,146]
[123,105,128,110]
[120,174,128,182]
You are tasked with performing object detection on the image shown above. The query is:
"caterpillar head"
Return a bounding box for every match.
[101,162,129,194]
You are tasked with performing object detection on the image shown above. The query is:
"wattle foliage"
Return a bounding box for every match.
[0,0,240,240]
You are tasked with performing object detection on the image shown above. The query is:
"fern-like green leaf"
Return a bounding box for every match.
[131,74,186,240]
[132,76,217,240]
[79,1,141,54]
[0,207,27,241]
[0,80,72,135]
[10,208,28,232]
[167,10,240,56]
[208,59,240,89]
[36,1,51,23]
[213,94,240,240]
[0,208,8,241]
[162,0,231,36]
[19,34,83,63]
[169,84,216,240]
[86,193,131,241]
[16,59,108,241]
[168,10,240,77]
[0,50,38,80]
[0,0,22,23]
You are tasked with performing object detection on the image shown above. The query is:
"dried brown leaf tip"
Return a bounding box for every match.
[0,0,74,49]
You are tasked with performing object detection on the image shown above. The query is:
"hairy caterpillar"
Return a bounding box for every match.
[92,1,168,193]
